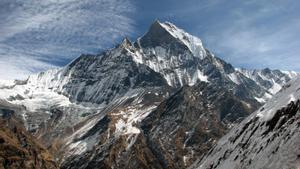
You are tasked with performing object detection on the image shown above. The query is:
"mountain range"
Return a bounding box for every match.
[0,20,298,169]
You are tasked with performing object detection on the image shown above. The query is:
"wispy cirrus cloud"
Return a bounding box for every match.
[201,0,300,71]
[0,0,135,80]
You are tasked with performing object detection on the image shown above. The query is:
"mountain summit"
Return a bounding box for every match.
[138,20,207,59]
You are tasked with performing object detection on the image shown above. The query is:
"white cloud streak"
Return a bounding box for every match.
[0,0,136,80]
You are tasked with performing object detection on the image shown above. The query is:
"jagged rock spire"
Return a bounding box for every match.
[119,36,132,49]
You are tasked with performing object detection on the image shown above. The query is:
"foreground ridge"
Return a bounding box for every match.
[190,77,300,169]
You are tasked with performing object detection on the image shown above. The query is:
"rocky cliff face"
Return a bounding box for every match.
[0,20,298,169]
[0,100,57,169]
[189,77,300,169]
[141,82,258,168]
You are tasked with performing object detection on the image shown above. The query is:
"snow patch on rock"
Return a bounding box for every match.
[113,104,157,135]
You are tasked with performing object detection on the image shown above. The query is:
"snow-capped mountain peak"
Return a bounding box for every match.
[126,20,211,87]
[158,21,207,59]
[137,20,207,59]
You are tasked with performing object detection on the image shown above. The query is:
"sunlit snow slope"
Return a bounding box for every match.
[190,77,300,169]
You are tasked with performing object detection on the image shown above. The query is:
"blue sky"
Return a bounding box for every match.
[0,0,299,80]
